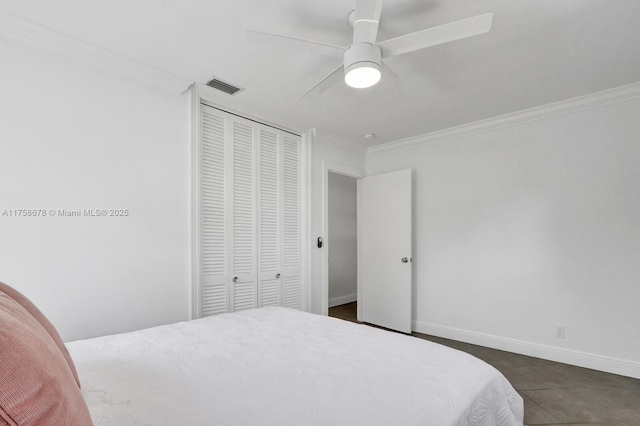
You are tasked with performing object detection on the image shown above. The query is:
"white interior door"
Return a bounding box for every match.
[257,126,281,307]
[200,105,228,316]
[361,169,412,333]
[281,134,302,309]
[230,116,257,312]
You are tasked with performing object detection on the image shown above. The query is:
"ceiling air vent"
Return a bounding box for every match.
[206,78,243,95]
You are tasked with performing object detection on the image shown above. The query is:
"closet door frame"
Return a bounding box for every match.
[190,86,310,319]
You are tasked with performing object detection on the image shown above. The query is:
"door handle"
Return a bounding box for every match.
[233,277,239,283]
[276,273,281,279]
[401,257,412,263]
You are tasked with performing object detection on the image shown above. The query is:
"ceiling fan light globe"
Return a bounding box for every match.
[345,63,381,88]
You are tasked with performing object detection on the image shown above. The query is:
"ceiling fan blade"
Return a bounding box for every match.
[299,63,344,99]
[381,61,404,95]
[244,29,345,57]
[353,0,383,44]
[378,13,493,59]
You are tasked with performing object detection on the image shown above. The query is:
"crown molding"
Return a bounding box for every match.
[368,81,640,157]
[0,12,193,94]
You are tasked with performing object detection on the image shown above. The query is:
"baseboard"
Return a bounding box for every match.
[329,294,357,308]
[412,321,640,380]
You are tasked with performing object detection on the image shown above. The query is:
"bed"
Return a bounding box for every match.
[1,282,523,426]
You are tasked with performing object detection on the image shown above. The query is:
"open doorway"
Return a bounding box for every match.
[327,172,358,323]
[322,164,413,332]
[321,161,365,318]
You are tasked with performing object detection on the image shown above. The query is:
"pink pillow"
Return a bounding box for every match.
[0,292,93,425]
[0,281,80,388]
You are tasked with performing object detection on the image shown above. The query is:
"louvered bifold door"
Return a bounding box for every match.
[282,134,302,309]
[229,116,258,312]
[200,105,229,316]
[257,126,282,307]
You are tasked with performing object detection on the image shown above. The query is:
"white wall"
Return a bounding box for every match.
[309,133,366,314]
[366,94,640,377]
[328,172,357,307]
[0,37,191,341]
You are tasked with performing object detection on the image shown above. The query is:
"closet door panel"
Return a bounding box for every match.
[197,104,302,317]
[282,135,301,309]
[229,117,257,312]
[283,276,301,309]
[260,279,280,307]
[233,281,256,312]
[257,127,282,307]
[200,106,229,316]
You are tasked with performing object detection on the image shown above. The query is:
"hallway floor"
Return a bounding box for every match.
[329,302,640,425]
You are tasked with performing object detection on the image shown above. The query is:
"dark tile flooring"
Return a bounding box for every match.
[329,302,640,425]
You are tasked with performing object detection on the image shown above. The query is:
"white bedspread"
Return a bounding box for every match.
[67,307,523,426]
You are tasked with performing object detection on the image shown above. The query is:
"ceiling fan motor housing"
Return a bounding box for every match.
[344,43,382,88]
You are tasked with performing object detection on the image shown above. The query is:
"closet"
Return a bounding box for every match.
[197,104,302,317]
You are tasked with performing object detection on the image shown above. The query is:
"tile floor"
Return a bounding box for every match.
[329,302,640,425]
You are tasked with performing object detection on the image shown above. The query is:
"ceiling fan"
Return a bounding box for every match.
[245,0,493,98]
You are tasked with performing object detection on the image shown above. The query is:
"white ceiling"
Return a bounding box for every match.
[2,0,640,147]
